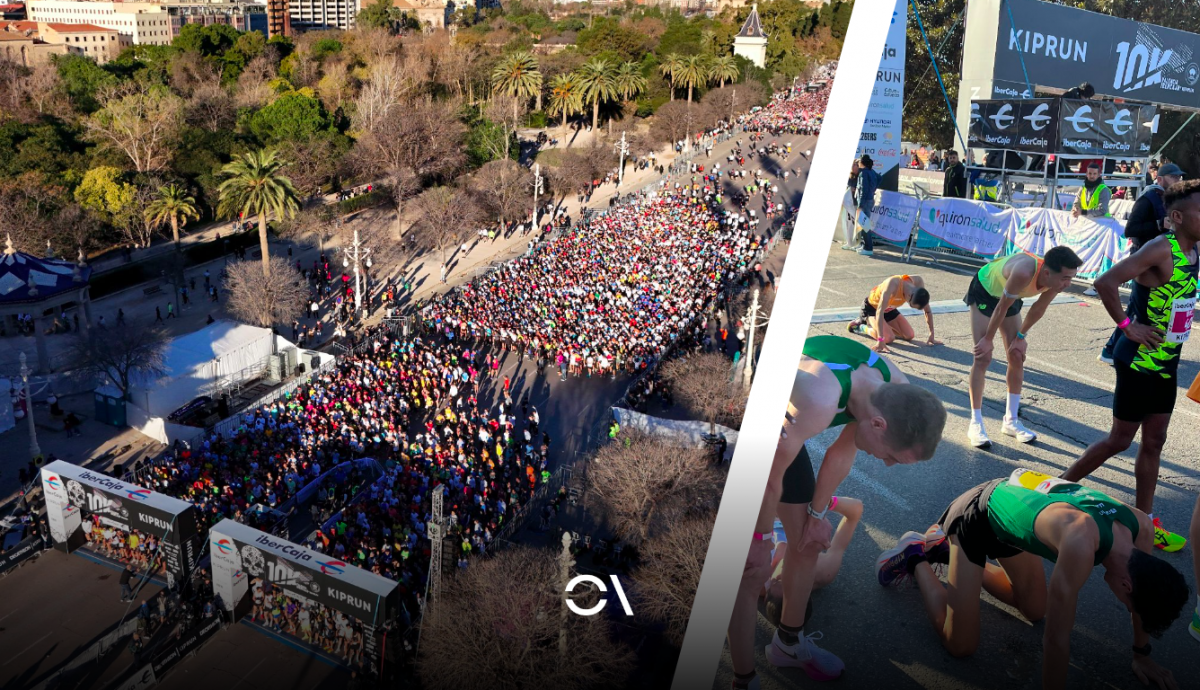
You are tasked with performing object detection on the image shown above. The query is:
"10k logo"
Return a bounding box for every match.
[564,575,634,616]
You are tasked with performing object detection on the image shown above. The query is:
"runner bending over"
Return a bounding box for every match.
[847,274,939,352]
[1060,180,1200,551]
[965,246,1083,448]
[878,469,1188,689]
[727,335,945,688]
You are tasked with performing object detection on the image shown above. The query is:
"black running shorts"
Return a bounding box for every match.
[780,444,816,505]
[964,274,1022,319]
[859,298,901,324]
[937,479,1021,568]
[1112,360,1177,422]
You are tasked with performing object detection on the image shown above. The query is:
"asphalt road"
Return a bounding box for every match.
[713,243,1200,689]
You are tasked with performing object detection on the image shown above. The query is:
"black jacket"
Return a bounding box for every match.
[943,162,967,198]
[1124,185,1167,246]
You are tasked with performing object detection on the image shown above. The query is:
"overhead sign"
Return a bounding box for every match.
[994,0,1200,110]
[969,98,1059,152]
[40,460,201,581]
[857,0,906,191]
[208,519,399,627]
[1056,99,1155,156]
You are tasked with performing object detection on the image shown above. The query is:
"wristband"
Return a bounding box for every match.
[752,531,772,541]
[1003,289,1019,300]
[829,496,839,512]
[807,501,830,520]
[1132,643,1151,656]
[877,337,885,343]
[1016,331,1026,340]
[1118,317,1132,330]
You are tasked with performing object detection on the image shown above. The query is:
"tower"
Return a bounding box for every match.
[733,3,767,69]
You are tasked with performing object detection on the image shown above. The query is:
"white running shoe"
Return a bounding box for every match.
[1097,352,1114,365]
[967,421,991,448]
[1002,417,1037,443]
[1083,286,1098,296]
[765,629,844,680]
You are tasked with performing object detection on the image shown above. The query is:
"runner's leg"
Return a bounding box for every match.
[967,308,992,411]
[1132,412,1171,514]
[912,536,985,657]
[887,313,916,342]
[1061,417,1139,482]
[992,552,1047,622]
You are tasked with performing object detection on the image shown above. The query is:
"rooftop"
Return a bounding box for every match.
[737,2,766,39]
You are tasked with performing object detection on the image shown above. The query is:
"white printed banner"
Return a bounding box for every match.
[917,197,1016,256]
[856,0,906,184]
[869,190,920,243]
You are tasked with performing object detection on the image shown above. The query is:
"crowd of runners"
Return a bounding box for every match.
[726,176,1200,689]
[740,67,835,136]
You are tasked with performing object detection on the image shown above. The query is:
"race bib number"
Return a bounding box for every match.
[1166,296,1196,344]
[1007,468,1074,494]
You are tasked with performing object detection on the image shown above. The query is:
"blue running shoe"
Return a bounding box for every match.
[877,531,925,587]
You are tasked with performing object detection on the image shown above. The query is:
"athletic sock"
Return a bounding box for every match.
[778,622,802,646]
[971,409,984,425]
[1006,393,1020,421]
[733,671,757,689]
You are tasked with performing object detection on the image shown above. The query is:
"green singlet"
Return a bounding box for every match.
[987,469,1140,565]
[801,335,892,428]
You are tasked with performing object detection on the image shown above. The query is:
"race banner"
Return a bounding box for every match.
[968,99,1058,153]
[0,534,44,576]
[1057,99,1156,157]
[40,460,201,582]
[1017,211,1129,281]
[869,190,920,243]
[209,519,399,627]
[857,0,906,191]
[917,197,1016,256]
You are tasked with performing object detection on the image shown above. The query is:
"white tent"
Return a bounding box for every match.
[127,320,288,444]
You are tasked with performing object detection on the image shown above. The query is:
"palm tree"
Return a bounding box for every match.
[709,55,739,89]
[700,29,716,54]
[217,149,300,277]
[491,51,543,121]
[145,184,199,252]
[547,73,583,132]
[659,53,682,102]
[574,58,617,132]
[614,61,647,105]
[678,54,709,104]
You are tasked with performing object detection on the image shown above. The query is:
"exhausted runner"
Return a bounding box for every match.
[1061,179,1200,552]
[847,274,940,352]
[728,335,945,688]
[878,469,1188,689]
[965,246,1083,447]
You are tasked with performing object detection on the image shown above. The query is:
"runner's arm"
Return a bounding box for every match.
[984,257,1035,341]
[808,423,858,516]
[923,305,936,339]
[1043,537,1094,689]
[874,278,900,341]
[1020,290,1056,334]
[1095,238,1170,325]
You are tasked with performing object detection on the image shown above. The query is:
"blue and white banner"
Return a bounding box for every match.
[917,197,1016,256]
[869,190,921,243]
[856,0,906,189]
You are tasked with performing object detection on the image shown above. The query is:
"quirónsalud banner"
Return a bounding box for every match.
[867,193,1130,281]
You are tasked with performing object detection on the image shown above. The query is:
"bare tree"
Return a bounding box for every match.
[186,82,236,132]
[67,322,169,397]
[224,257,309,330]
[275,207,342,252]
[279,137,341,202]
[660,352,745,432]
[702,83,767,126]
[485,93,526,161]
[170,50,223,97]
[417,546,636,690]
[409,185,482,266]
[631,511,715,646]
[587,431,725,544]
[470,159,533,234]
[85,82,183,174]
[115,182,164,249]
[236,55,276,109]
[649,99,707,148]
[53,203,102,256]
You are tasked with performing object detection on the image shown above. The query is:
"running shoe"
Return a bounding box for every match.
[1190,609,1200,643]
[857,248,874,257]
[1002,417,1037,443]
[846,318,863,335]
[1097,351,1114,365]
[967,421,992,448]
[1083,287,1098,297]
[923,523,950,565]
[876,531,926,587]
[765,629,844,680]
[1152,518,1187,552]
[731,676,761,690]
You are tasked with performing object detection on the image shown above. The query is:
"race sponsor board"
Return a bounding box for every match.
[917,197,1016,256]
[994,0,1200,111]
[40,460,201,580]
[857,0,906,190]
[0,534,45,575]
[868,190,921,243]
[209,519,399,627]
[968,99,1058,153]
[1056,99,1155,157]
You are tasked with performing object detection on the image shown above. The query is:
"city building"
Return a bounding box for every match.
[389,0,447,30]
[0,3,26,20]
[732,2,766,69]
[25,0,265,48]
[3,19,118,62]
[288,0,357,32]
[0,30,66,65]
[266,0,288,36]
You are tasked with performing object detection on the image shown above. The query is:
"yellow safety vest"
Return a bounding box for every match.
[973,180,999,201]
[1077,184,1111,217]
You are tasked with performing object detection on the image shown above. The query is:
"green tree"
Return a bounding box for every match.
[658,52,682,102]
[677,54,709,103]
[53,54,117,113]
[574,58,617,132]
[708,55,739,89]
[357,0,394,30]
[249,91,331,146]
[75,166,135,221]
[491,51,543,120]
[217,149,299,276]
[576,17,649,63]
[547,73,583,131]
[613,61,647,103]
[145,183,199,251]
[174,23,240,57]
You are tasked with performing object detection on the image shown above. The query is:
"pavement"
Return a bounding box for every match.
[712,242,1200,689]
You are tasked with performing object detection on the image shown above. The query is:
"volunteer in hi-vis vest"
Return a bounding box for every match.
[964,246,1083,448]
[847,274,940,352]
[1062,179,1200,553]
[876,469,1187,690]
[1072,162,1112,219]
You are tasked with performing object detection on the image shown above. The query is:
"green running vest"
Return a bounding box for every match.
[1121,233,1198,378]
[801,335,892,428]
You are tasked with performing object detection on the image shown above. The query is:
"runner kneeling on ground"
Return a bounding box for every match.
[847,274,940,352]
[877,469,1188,689]
[727,335,946,688]
[965,246,1083,448]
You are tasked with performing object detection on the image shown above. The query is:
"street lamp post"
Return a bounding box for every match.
[342,227,372,316]
[614,131,630,187]
[532,163,544,230]
[19,352,41,463]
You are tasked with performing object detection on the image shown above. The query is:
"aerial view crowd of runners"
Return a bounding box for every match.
[727,164,1200,689]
